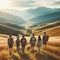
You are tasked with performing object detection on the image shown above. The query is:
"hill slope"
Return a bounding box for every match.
[35,26,60,36]
[0,24,20,35]
[0,23,26,35]
[30,12,60,25]
[32,21,60,36]
[2,7,60,20]
[0,12,26,25]
[3,23,25,30]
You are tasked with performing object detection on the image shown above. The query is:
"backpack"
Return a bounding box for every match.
[16,39,20,46]
[8,38,13,46]
[43,35,49,43]
[31,37,36,45]
[21,38,26,46]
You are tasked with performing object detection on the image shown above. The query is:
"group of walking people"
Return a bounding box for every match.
[7,32,49,55]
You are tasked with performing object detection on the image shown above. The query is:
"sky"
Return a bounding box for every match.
[0,0,60,11]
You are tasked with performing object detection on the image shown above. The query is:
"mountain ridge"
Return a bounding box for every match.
[0,12,26,25]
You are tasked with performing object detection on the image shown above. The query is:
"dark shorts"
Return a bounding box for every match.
[8,45,13,48]
[43,42,47,45]
[31,44,35,48]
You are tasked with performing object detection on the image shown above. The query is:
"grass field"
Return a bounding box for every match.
[0,34,60,60]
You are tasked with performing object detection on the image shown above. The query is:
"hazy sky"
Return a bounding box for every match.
[0,0,60,11]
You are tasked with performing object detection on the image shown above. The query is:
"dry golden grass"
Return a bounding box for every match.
[0,34,8,38]
[0,42,60,60]
[46,45,60,56]
[0,46,8,51]
[47,42,60,47]
[0,50,9,60]
[35,26,60,37]
[0,34,60,60]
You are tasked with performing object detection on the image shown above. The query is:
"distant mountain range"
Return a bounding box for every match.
[0,12,26,25]
[3,23,25,30]
[1,7,60,20]
[30,11,60,26]
[0,7,60,27]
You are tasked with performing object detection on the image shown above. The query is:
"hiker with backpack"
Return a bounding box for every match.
[21,35,27,53]
[7,34,14,55]
[37,35,42,53]
[42,32,49,50]
[30,34,36,52]
[16,35,20,53]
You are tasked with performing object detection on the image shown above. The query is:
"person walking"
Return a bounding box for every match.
[7,34,14,55]
[37,35,41,53]
[42,32,49,50]
[16,35,20,53]
[21,35,27,53]
[30,34,36,53]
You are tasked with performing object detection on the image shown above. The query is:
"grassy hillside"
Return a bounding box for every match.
[36,21,60,30]
[0,24,20,36]
[3,23,25,30]
[0,35,60,60]
[32,21,60,36]
[0,12,26,25]
[30,12,60,26]
[35,26,60,36]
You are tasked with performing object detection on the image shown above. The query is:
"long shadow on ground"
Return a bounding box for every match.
[12,52,57,60]
[42,51,58,60]
[12,55,20,60]
[35,52,57,60]
[20,53,33,60]
[47,55,57,60]
[35,53,48,60]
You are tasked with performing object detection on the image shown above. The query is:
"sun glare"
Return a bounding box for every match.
[0,0,10,9]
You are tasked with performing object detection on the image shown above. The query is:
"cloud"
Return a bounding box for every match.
[11,0,35,7]
[53,1,60,5]
[1,0,60,11]
[31,0,60,8]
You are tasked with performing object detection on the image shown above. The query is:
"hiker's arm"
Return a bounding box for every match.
[35,38,36,42]
[42,36,44,44]
[20,39,22,43]
[12,39,14,44]
[30,38,32,44]
[25,39,27,45]
[7,39,9,45]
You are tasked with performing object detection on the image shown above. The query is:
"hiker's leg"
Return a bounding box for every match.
[44,44,46,50]
[45,44,46,49]
[17,46,19,52]
[30,44,32,50]
[9,45,13,55]
[24,46,25,53]
[9,45,12,55]
[16,46,18,51]
[32,45,34,52]
[9,48,12,55]
[31,44,33,51]
[42,44,44,49]
[33,46,34,51]
[22,46,23,52]
[9,48,10,55]
[22,46,25,53]
[10,45,13,55]
[38,47,40,53]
